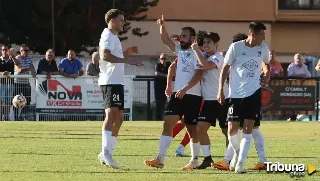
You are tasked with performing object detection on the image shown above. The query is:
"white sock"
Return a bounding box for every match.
[252,128,267,163]
[157,135,172,162]
[102,130,112,155]
[228,130,241,155]
[224,143,234,163]
[201,145,211,157]
[237,133,253,165]
[190,142,200,163]
[110,136,118,155]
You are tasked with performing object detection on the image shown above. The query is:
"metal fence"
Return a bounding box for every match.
[0,75,319,121]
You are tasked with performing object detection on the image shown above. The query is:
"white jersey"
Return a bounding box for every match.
[201,52,228,100]
[98,28,125,85]
[174,45,202,96]
[224,40,269,98]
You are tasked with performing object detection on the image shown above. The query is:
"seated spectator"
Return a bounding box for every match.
[59,49,84,78]
[269,50,284,77]
[86,52,100,76]
[287,53,311,78]
[37,49,59,78]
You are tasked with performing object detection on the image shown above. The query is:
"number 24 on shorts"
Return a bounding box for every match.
[113,94,120,102]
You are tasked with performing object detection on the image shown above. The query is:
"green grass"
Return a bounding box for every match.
[0,121,319,181]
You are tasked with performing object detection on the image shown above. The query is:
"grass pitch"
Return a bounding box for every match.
[0,121,319,181]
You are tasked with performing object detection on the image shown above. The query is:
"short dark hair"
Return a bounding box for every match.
[105,9,124,24]
[196,30,207,46]
[233,33,248,42]
[204,32,220,43]
[249,21,266,33]
[181,27,196,37]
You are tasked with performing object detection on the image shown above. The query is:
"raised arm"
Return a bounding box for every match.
[191,39,217,70]
[156,15,175,52]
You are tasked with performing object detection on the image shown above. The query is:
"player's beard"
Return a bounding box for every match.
[180,40,192,50]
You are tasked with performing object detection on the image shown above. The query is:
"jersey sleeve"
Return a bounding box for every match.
[209,54,224,69]
[224,43,236,65]
[101,34,116,52]
[263,45,270,64]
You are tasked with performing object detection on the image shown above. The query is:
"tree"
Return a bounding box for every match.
[0,0,159,55]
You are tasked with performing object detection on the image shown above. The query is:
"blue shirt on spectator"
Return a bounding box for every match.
[59,58,83,74]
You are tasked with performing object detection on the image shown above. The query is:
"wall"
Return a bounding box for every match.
[145,0,275,21]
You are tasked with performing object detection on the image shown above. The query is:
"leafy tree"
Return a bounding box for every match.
[0,0,159,55]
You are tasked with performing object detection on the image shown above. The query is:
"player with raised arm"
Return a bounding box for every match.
[97,9,143,169]
[144,15,203,170]
[190,32,229,169]
[217,22,270,173]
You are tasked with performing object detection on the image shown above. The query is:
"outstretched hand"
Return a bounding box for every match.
[156,15,165,26]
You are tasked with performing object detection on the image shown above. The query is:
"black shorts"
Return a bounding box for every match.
[164,93,202,125]
[100,84,124,110]
[240,112,261,127]
[227,88,261,122]
[197,100,228,128]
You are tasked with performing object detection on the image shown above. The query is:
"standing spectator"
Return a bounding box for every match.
[37,49,59,79]
[154,53,171,120]
[14,44,36,121]
[0,45,20,121]
[269,50,284,77]
[86,52,100,76]
[59,49,84,78]
[287,53,311,78]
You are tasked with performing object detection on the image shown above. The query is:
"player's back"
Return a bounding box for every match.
[98,28,125,85]
[227,40,269,98]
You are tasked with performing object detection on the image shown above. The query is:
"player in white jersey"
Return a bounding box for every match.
[97,9,143,169]
[144,16,203,170]
[185,32,228,169]
[213,33,268,171]
[217,22,270,173]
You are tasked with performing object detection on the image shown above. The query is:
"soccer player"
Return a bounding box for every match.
[217,22,270,173]
[190,32,229,169]
[213,33,268,171]
[97,9,143,169]
[144,16,203,170]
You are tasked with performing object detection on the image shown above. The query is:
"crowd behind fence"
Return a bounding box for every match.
[0,75,319,121]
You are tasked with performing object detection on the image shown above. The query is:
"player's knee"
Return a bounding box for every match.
[242,119,255,134]
[186,125,197,138]
[196,122,209,135]
[228,121,240,135]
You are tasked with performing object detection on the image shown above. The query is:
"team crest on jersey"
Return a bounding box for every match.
[258,51,261,57]
[104,40,110,47]
[242,59,259,71]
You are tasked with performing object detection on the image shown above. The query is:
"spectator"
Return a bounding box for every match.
[154,53,171,120]
[59,49,84,78]
[14,44,36,121]
[314,59,320,71]
[37,49,59,79]
[0,45,20,121]
[287,53,311,78]
[86,52,100,76]
[269,50,284,77]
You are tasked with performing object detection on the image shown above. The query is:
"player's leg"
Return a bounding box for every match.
[144,94,180,168]
[248,114,267,170]
[99,85,123,169]
[236,89,261,173]
[212,100,233,170]
[174,117,188,157]
[109,109,124,155]
[195,101,215,169]
[180,95,202,170]
[226,99,242,172]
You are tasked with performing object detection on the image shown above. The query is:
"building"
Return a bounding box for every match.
[121,0,320,65]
